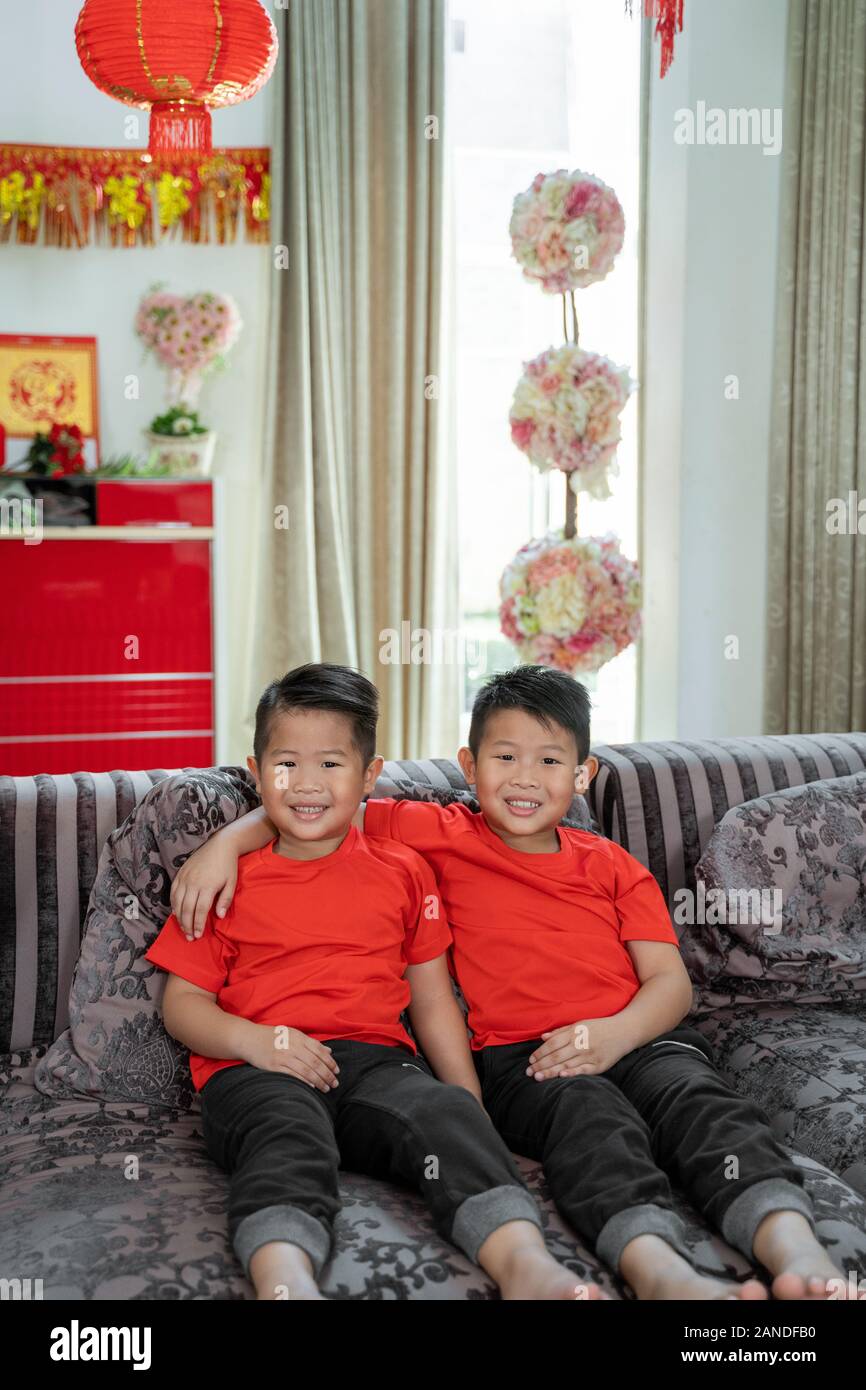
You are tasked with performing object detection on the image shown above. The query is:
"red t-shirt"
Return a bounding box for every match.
[363,799,680,1049]
[145,825,452,1090]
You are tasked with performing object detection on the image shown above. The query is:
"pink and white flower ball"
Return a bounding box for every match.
[135,289,243,406]
[499,531,641,674]
[510,170,625,294]
[510,344,634,500]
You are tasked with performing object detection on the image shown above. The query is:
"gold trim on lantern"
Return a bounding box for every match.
[209,80,245,102]
[133,0,224,103]
[205,0,224,88]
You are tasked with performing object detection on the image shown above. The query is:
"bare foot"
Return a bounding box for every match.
[498,1243,610,1300]
[644,1265,769,1301]
[752,1210,853,1301]
[249,1240,326,1301]
[772,1269,855,1301]
[621,1233,768,1301]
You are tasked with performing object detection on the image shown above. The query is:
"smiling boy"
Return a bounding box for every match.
[171,664,856,1300]
[146,664,599,1300]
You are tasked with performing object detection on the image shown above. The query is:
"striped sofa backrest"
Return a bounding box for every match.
[0,769,179,1054]
[4,735,866,1054]
[586,733,866,910]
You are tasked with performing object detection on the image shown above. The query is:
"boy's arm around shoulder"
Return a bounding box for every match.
[173,802,367,939]
[171,803,277,940]
[361,795,461,850]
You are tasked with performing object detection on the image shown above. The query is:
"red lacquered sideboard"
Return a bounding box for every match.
[1,478,224,775]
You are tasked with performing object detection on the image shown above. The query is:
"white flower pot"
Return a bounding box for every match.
[144,430,217,477]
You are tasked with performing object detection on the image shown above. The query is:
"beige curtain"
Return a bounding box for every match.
[245,0,459,762]
[765,0,866,733]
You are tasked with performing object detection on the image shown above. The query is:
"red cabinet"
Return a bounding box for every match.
[1,479,219,775]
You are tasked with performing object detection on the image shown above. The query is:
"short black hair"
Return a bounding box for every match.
[468,665,591,764]
[253,663,379,769]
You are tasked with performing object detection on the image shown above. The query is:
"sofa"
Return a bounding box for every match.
[2,731,865,1300]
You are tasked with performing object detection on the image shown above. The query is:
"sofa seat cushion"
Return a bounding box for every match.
[5,1046,866,1299]
[690,1001,866,1196]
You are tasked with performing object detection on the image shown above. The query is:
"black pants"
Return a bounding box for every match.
[472,1023,816,1274]
[200,1039,543,1281]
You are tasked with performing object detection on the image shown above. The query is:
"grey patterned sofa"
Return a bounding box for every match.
[2,732,866,1299]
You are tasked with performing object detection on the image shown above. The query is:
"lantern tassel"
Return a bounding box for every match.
[149,103,213,158]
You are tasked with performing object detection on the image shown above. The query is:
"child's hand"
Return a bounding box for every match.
[171,839,239,940]
[242,1024,340,1092]
[526,1018,633,1080]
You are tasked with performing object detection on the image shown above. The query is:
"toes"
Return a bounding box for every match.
[772,1270,841,1300]
[772,1271,806,1300]
[739,1279,770,1300]
[807,1274,836,1299]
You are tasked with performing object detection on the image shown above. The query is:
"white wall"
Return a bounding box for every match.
[0,0,276,765]
[640,0,789,739]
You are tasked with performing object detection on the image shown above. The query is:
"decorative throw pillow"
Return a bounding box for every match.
[34,767,261,1109]
[679,772,866,1013]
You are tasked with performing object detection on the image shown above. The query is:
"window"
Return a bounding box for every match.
[449,0,641,747]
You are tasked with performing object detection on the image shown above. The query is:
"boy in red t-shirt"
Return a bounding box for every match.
[171,666,855,1301]
[146,663,596,1301]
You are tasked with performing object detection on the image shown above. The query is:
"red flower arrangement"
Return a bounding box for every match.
[20,422,86,477]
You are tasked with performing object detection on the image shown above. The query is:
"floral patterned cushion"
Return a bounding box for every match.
[679,772,866,1013]
[34,767,261,1108]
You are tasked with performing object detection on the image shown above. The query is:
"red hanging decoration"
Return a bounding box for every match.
[0,143,271,248]
[626,0,684,79]
[75,0,278,158]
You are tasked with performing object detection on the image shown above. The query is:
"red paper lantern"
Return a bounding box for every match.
[75,0,278,156]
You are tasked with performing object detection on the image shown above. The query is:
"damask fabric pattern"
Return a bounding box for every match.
[5,1047,866,1299]
[678,772,866,1194]
[680,772,866,1012]
[690,1002,866,1200]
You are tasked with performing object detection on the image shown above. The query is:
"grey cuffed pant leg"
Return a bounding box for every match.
[596,1202,694,1273]
[235,1203,332,1281]
[450,1183,545,1264]
[719,1178,817,1262]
